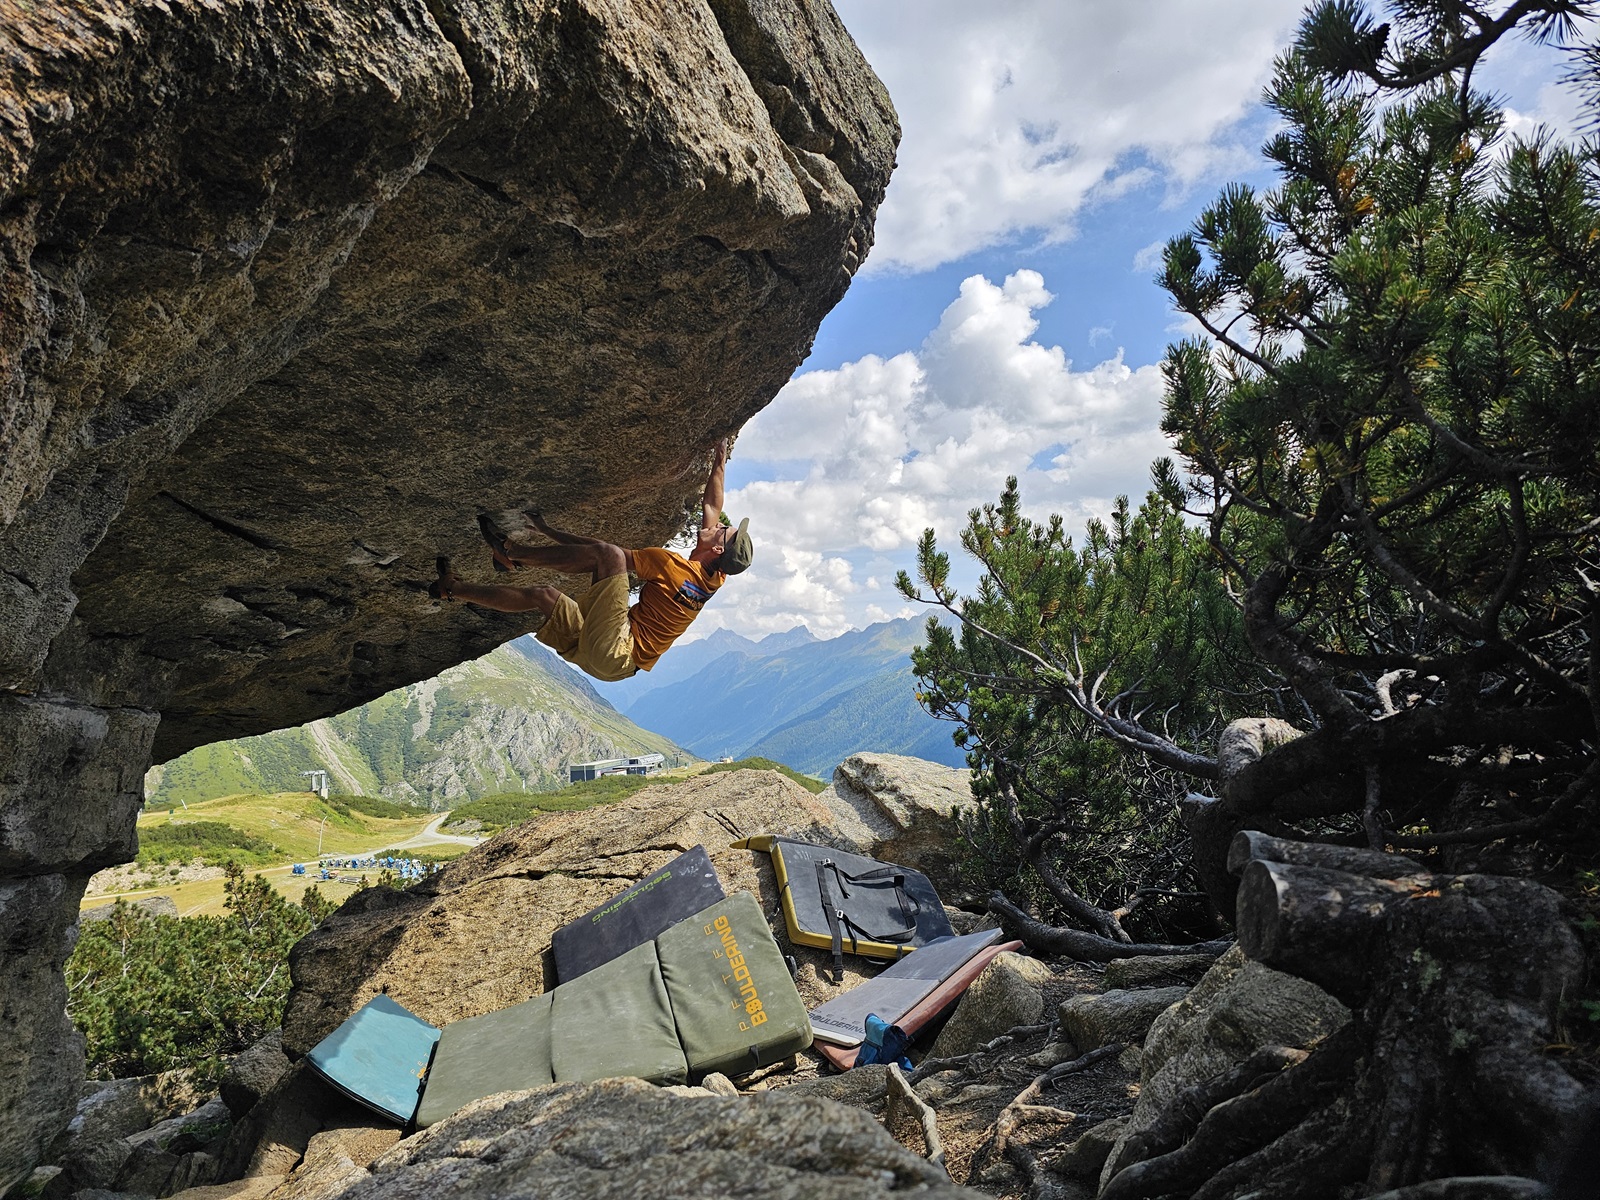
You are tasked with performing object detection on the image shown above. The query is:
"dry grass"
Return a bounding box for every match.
[83,821,476,917]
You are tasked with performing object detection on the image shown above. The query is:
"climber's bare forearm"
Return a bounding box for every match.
[702,439,728,527]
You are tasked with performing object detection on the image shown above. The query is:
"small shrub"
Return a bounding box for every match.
[138,821,277,867]
[444,775,659,834]
[702,757,825,794]
[324,794,417,820]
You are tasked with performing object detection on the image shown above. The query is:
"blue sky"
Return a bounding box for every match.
[704,2,1589,641]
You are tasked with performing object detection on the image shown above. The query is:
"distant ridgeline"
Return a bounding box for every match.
[144,641,684,811]
[591,617,964,776]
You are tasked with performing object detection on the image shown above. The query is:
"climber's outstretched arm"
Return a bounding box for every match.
[701,438,727,532]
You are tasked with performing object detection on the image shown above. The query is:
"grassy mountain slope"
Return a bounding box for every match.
[743,667,964,775]
[136,792,433,863]
[145,639,686,810]
[622,618,959,773]
[589,624,818,713]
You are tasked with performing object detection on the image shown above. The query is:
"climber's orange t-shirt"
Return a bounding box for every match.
[628,547,725,671]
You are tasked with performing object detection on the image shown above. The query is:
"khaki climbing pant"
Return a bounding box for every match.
[535,573,639,681]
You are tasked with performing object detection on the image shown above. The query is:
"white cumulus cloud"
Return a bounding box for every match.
[834,1,1302,273]
[712,271,1173,638]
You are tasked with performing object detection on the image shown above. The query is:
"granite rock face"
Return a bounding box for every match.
[268,1079,978,1200]
[0,0,896,1187]
[1,0,896,745]
[823,752,975,892]
[1100,952,1219,990]
[1057,986,1191,1053]
[219,1033,293,1121]
[926,951,1051,1061]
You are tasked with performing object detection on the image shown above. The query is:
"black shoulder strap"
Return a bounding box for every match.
[817,858,846,983]
[836,863,919,939]
[817,858,921,983]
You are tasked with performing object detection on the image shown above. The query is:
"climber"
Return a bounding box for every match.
[430,438,752,682]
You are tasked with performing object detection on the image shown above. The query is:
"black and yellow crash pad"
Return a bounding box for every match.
[733,836,953,978]
[550,844,725,984]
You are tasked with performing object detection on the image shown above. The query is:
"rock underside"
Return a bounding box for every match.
[0,0,897,1186]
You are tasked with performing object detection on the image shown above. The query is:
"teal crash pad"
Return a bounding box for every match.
[305,994,440,1124]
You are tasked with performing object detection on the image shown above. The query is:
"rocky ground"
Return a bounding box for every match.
[30,938,1236,1200]
[84,862,227,898]
[17,758,1417,1200]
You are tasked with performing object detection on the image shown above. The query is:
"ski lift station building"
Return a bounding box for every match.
[568,753,666,783]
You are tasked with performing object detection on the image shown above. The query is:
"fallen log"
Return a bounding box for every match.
[987,891,1232,962]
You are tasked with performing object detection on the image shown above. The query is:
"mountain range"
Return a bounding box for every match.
[589,624,822,710]
[144,640,683,810]
[595,617,964,775]
[143,617,964,808]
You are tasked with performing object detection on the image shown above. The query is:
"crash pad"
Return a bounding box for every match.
[808,927,1005,1046]
[812,939,1025,1072]
[400,891,810,1128]
[551,844,725,984]
[412,991,555,1129]
[733,836,953,973]
[658,889,814,1078]
[305,994,440,1124]
[549,939,689,1085]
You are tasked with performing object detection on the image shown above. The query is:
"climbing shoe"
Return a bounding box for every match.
[477,513,520,573]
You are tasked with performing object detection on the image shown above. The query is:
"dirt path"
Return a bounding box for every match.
[371,813,480,852]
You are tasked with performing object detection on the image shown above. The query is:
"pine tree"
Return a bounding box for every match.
[903,0,1598,928]
[67,866,324,1079]
[900,481,1265,942]
[1158,0,1599,910]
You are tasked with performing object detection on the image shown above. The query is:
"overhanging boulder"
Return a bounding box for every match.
[0,0,897,1188]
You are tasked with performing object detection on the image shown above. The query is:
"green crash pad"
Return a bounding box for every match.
[412,991,555,1129]
[410,891,810,1127]
[658,890,813,1079]
[549,939,688,1085]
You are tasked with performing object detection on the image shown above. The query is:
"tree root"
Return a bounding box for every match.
[886,1063,947,1175]
[988,890,1232,962]
[971,1043,1126,1180]
[908,1021,1053,1086]
[1359,1178,1550,1200]
[1093,832,1591,1198]
[1188,1097,1363,1200]
[1102,1044,1309,1180]
[1099,1024,1362,1200]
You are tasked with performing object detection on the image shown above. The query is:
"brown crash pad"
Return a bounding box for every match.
[813,940,1023,1072]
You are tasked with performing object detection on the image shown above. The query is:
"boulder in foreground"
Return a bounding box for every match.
[270,1079,978,1199]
